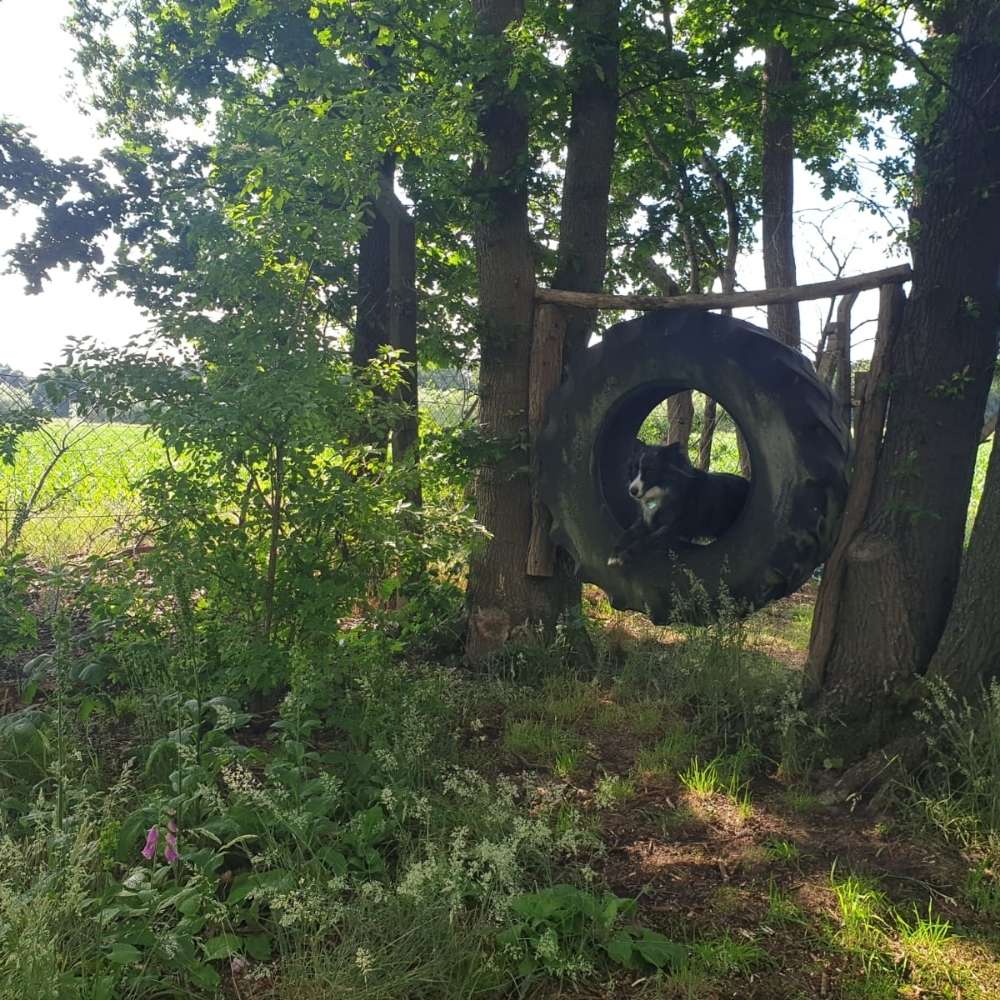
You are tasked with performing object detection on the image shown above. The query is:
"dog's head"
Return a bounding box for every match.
[627,442,695,507]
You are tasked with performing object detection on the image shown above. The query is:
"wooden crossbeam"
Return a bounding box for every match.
[535,263,912,313]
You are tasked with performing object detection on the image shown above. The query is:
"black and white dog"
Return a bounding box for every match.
[607,442,749,567]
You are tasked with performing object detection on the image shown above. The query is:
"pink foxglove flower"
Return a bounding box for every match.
[164,817,179,863]
[141,826,159,861]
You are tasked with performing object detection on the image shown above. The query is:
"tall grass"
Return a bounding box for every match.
[0,421,161,560]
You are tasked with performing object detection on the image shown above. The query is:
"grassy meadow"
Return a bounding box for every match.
[0,411,993,562]
[0,421,162,560]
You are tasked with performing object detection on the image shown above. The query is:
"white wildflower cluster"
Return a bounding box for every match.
[194,781,226,814]
[211,703,240,731]
[396,702,436,761]
[358,880,387,904]
[404,794,431,823]
[0,836,25,885]
[269,880,347,931]
[373,749,398,773]
[318,771,344,802]
[395,769,590,922]
[354,945,375,981]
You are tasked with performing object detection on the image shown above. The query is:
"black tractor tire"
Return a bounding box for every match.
[535,309,850,624]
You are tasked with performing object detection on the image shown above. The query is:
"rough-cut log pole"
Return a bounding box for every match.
[816,325,840,384]
[527,304,566,577]
[834,291,858,428]
[535,264,911,312]
[852,371,870,440]
[803,283,907,696]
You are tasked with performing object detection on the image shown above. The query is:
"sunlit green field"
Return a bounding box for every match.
[1,413,994,562]
[0,421,163,561]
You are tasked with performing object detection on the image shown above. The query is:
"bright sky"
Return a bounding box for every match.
[0,0,908,376]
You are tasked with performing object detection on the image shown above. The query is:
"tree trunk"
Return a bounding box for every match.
[533,0,620,641]
[805,6,1000,753]
[697,396,717,470]
[666,393,694,449]
[761,43,800,350]
[925,425,1000,698]
[465,0,595,660]
[697,146,740,472]
[354,154,395,371]
[379,183,421,506]
[551,0,619,361]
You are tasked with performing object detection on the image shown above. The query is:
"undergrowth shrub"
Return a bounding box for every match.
[912,677,1000,845]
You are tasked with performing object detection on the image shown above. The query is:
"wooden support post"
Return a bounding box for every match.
[804,282,906,696]
[816,325,840,385]
[527,303,566,577]
[852,370,870,440]
[834,291,859,430]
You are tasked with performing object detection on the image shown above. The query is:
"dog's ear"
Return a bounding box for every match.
[664,442,697,475]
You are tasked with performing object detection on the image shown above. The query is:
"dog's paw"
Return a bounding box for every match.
[607,555,624,567]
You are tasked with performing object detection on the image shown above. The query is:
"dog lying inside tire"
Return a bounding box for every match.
[535,309,850,624]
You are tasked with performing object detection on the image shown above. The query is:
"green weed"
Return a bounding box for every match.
[593,773,636,809]
[689,932,766,976]
[830,871,888,951]
[962,858,1000,917]
[764,839,801,864]
[503,719,582,765]
[634,725,698,778]
[680,756,723,796]
[765,879,804,926]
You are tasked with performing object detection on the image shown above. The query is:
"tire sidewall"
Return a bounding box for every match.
[537,310,848,622]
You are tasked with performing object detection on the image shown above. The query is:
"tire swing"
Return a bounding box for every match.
[535,309,850,624]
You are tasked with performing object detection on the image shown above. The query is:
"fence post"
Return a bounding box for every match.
[527,303,565,578]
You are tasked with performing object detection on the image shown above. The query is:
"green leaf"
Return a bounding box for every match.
[186,961,221,990]
[605,930,637,968]
[175,889,202,915]
[243,933,273,960]
[202,933,241,960]
[633,930,687,971]
[319,846,348,875]
[107,942,142,965]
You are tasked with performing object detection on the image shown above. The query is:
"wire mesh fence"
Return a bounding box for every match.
[0,367,478,562]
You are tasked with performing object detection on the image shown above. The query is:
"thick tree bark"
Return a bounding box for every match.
[805,6,1000,752]
[544,0,619,616]
[378,183,421,504]
[761,43,800,350]
[697,147,740,471]
[354,154,395,371]
[465,0,541,660]
[925,426,1000,698]
[551,0,619,361]
[467,0,619,659]
[666,393,694,449]
[803,284,906,730]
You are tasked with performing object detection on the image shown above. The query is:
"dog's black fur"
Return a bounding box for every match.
[607,441,749,567]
